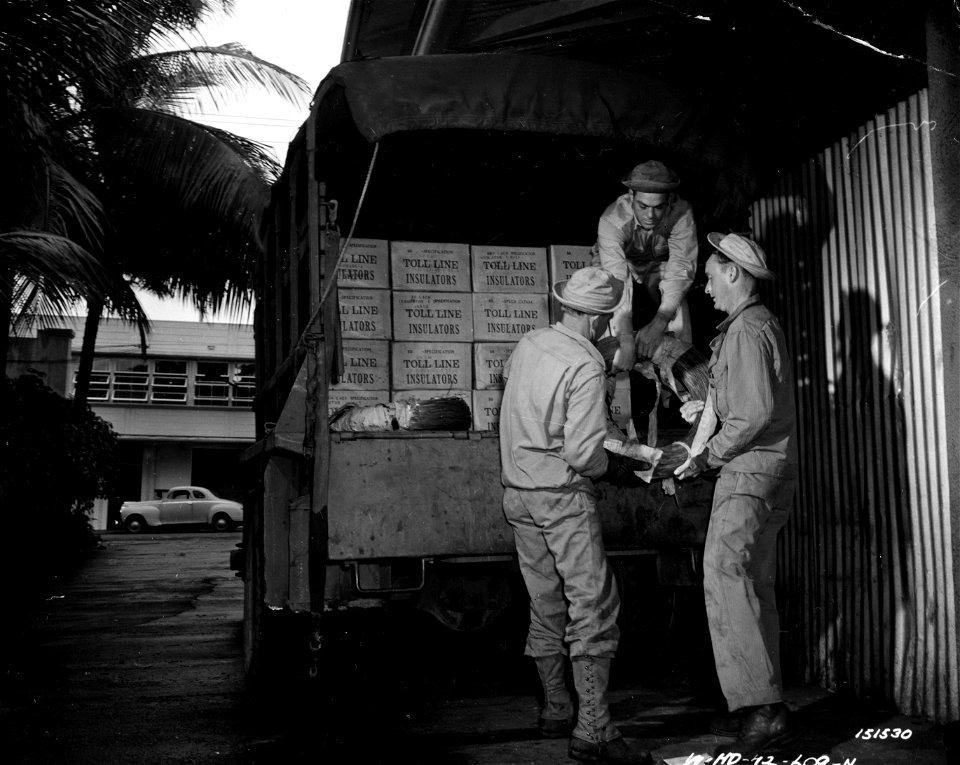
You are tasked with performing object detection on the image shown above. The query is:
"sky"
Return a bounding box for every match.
[134,0,352,323]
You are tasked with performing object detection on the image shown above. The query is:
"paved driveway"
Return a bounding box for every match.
[1,531,953,765]
[2,531,251,764]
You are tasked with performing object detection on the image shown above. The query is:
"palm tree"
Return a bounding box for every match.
[1,0,151,368]
[1,1,310,400]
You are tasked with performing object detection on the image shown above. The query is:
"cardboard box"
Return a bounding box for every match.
[471,245,549,293]
[337,238,390,288]
[548,245,595,321]
[391,241,471,292]
[331,339,390,390]
[548,244,595,284]
[392,292,473,342]
[472,293,550,342]
[472,390,503,431]
[608,375,632,431]
[338,288,392,339]
[327,389,390,418]
[473,342,515,390]
[391,342,472,390]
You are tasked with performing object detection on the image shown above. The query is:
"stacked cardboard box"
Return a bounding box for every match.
[391,242,473,411]
[469,245,552,431]
[333,238,631,431]
[330,239,392,414]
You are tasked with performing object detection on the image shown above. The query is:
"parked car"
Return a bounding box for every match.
[120,486,243,533]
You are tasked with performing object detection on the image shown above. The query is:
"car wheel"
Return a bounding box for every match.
[212,514,234,532]
[125,515,146,533]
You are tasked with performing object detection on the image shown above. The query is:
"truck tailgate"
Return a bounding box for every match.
[326,432,711,561]
[327,433,510,559]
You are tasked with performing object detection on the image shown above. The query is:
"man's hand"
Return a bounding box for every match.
[679,400,705,424]
[674,451,710,480]
[636,315,668,358]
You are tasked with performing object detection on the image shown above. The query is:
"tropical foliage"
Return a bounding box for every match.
[0,1,310,595]
[0,374,119,606]
[1,0,310,390]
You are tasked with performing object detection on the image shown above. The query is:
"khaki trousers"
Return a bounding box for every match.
[503,487,620,659]
[703,471,795,711]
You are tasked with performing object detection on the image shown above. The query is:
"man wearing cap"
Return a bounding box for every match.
[500,266,652,765]
[592,160,698,433]
[675,233,798,758]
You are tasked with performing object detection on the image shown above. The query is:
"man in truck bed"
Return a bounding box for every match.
[500,266,652,765]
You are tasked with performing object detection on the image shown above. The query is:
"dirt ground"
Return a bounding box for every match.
[0,530,955,765]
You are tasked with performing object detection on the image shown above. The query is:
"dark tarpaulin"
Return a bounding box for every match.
[311,53,758,209]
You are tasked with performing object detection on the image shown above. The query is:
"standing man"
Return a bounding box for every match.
[593,160,698,434]
[676,233,798,758]
[500,266,651,765]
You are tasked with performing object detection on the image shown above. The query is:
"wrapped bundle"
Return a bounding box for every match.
[329,403,399,432]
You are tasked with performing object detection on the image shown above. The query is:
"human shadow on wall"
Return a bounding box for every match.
[752,158,914,718]
[749,158,836,694]
[831,287,912,702]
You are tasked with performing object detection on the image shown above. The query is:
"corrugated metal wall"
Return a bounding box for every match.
[751,89,958,722]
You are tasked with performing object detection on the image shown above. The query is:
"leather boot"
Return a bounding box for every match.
[569,656,653,764]
[714,703,795,758]
[708,712,741,736]
[534,655,574,738]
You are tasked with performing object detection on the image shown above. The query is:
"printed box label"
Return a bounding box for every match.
[338,288,392,339]
[472,390,503,431]
[337,238,390,288]
[391,241,471,292]
[473,293,549,341]
[391,342,472,390]
[392,292,474,342]
[471,245,549,293]
[548,244,594,285]
[473,342,515,390]
[331,339,390,390]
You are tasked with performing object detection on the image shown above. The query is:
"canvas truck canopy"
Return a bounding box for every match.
[267,52,755,465]
[297,53,759,238]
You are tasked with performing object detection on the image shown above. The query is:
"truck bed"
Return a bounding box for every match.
[326,431,712,562]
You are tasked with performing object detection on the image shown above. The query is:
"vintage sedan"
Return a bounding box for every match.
[120,486,243,533]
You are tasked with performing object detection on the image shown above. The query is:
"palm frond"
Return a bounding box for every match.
[94,106,275,225]
[136,279,254,322]
[47,163,107,249]
[1,232,104,291]
[0,231,144,325]
[87,108,274,306]
[9,279,86,337]
[128,43,311,114]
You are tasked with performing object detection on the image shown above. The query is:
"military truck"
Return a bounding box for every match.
[237,52,752,685]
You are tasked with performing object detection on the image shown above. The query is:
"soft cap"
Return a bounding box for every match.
[553,267,624,314]
[621,160,680,192]
[707,232,776,280]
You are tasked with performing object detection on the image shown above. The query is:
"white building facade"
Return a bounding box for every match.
[71,319,256,522]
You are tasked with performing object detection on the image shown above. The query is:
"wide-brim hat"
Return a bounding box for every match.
[552,267,624,314]
[621,160,680,192]
[707,232,776,280]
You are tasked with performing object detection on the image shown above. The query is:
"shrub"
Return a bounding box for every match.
[0,374,119,605]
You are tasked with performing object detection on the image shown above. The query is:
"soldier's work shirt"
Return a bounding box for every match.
[593,192,697,321]
[699,294,799,710]
[500,322,620,659]
[703,295,798,476]
[500,323,609,495]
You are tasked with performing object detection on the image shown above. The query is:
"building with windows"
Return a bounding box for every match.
[7,318,255,528]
